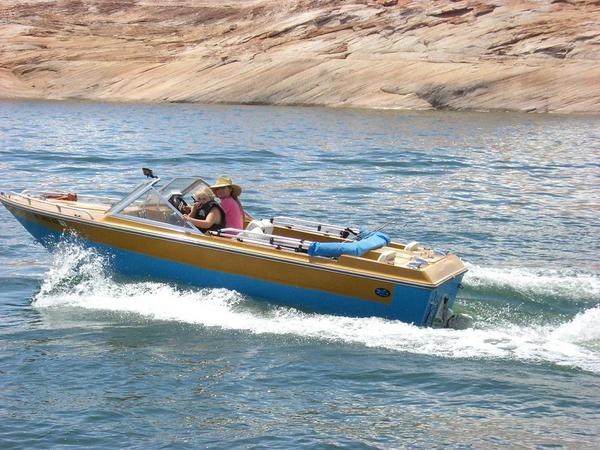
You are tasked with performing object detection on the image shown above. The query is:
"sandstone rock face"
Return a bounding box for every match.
[1,0,599,113]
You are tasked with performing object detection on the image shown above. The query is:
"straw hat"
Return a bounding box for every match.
[211,175,242,197]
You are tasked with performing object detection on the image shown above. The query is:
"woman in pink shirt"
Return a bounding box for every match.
[210,175,250,230]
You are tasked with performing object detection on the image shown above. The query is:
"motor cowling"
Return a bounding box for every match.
[432,294,473,330]
[445,312,473,330]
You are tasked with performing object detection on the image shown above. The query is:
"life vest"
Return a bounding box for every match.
[193,200,226,232]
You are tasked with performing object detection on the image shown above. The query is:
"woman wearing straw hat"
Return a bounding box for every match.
[183,185,226,232]
[210,175,250,230]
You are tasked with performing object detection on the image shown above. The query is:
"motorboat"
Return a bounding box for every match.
[0,170,471,328]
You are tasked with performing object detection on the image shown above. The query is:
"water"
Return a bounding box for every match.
[1,100,599,448]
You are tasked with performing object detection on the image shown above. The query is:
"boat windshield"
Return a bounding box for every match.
[106,179,159,217]
[107,177,213,231]
[115,187,192,229]
[107,177,204,230]
[159,177,209,197]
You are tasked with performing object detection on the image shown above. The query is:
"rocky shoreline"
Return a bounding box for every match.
[1,0,599,113]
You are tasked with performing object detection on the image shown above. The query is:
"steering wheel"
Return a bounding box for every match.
[168,194,189,214]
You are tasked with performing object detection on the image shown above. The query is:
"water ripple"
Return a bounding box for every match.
[1,100,599,448]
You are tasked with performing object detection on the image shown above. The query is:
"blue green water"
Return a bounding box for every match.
[1,100,599,448]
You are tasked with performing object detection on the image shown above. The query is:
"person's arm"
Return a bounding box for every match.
[184,207,221,230]
[189,201,200,217]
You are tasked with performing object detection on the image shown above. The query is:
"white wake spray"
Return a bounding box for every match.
[33,244,600,373]
[463,263,600,301]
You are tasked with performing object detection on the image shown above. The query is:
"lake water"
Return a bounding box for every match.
[0,100,599,448]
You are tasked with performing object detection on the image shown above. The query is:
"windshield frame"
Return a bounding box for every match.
[159,177,211,199]
[106,177,201,233]
[105,178,159,217]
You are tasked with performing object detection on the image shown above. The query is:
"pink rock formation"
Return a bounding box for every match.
[1,0,599,113]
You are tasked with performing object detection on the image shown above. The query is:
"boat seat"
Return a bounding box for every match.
[404,241,422,252]
[245,219,274,235]
[236,227,263,239]
[235,219,274,241]
[377,250,396,265]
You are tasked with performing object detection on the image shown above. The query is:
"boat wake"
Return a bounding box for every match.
[463,263,600,304]
[32,244,600,374]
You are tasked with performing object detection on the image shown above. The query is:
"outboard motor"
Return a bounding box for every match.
[432,294,473,330]
[445,312,473,330]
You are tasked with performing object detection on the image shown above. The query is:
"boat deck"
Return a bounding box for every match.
[2,191,466,287]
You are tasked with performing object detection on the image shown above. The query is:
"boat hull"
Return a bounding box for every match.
[3,200,464,326]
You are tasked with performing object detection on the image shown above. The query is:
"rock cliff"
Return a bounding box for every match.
[1,0,599,113]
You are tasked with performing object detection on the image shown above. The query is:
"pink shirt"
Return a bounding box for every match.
[220,197,244,229]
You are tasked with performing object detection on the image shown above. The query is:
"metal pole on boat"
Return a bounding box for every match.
[370,220,395,234]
